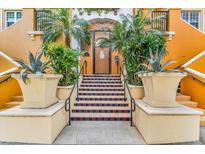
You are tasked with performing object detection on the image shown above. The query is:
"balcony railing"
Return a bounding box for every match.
[151,11,169,31]
[35,9,52,31]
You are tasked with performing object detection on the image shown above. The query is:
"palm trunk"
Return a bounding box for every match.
[65,34,71,48]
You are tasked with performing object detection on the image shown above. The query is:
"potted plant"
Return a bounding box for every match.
[12,51,62,109]
[43,43,79,100]
[99,9,166,99]
[137,48,187,107]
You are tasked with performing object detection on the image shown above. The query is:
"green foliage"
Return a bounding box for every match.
[99,9,166,86]
[78,8,118,15]
[14,51,50,84]
[43,43,79,86]
[136,48,183,75]
[36,9,90,48]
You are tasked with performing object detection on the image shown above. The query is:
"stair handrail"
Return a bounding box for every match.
[178,50,205,86]
[64,60,87,126]
[118,64,136,126]
[0,51,21,84]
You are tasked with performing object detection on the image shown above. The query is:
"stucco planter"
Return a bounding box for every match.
[12,74,62,109]
[128,84,144,100]
[57,85,73,100]
[139,72,186,107]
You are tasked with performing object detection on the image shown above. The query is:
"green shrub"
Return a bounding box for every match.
[43,43,79,86]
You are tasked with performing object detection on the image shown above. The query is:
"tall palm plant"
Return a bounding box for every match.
[37,9,90,48]
[99,9,166,85]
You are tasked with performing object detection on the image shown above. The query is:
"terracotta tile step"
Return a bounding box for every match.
[78,95,125,99]
[177,101,198,108]
[83,75,120,77]
[71,113,130,121]
[76,97,127,101]
[74,102,129,107]
[176,93,191,101]
[83,78,121,81]
[72,106,129,110]
[11,95,23,101]
[80,84,123,87]
[72,109,130,113]
[82,81,122,84]
[5,101,21,108]
[79,88,124,91]
[78,92,124,96]
[71,117,130,121]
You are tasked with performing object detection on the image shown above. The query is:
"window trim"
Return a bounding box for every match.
[181,10,203,31]
[4,10,22,28]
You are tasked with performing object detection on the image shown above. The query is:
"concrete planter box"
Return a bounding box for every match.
[128,84,144,100]
[139,72,186,107]
[12,74,62,109]
[57,85,73,100]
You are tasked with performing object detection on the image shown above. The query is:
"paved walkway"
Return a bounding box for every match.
[0,122,204,145]
[54,122,145,144]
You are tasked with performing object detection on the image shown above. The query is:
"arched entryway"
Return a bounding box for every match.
[81,18,121,74]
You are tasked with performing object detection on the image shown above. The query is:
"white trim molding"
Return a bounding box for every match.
[0,51,20,67]
[184,67,205,80]
[181,50,205,68]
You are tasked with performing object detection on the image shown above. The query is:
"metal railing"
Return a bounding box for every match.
[65,60,87,125]
[35,9,52,31]
[118,64,136,126]
[151,11,169,31]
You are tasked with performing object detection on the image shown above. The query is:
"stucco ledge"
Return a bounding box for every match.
[28,31,43,41]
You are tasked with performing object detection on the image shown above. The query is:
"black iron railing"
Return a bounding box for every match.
[65,60,87,125]
[35,9,52,31]
[151,11,169,31]
[117,64,136,126]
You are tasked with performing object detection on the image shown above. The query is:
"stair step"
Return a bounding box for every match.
[78,92,124,96]
[79,88,124,91]
[177,101,198,108]
[83,75,120,77]
[11,95,23,101]
[74,102,129,107]
[71,113,130,121]
[72,109,130,113]
[5,101,21,108]
[82,81,122,84]
[76,97,127,101]
[72,106,129,110]
[80,84,123,87]
[200,116,205,126]
[176,93,191,101]
[83,78,121,81]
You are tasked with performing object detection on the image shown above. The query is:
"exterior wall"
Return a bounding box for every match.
[0,9,42,72]
[166,9,205,109]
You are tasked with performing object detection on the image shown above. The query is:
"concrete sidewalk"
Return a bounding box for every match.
[0,122,204,145]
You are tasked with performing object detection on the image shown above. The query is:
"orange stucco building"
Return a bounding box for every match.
[0,8,205,110]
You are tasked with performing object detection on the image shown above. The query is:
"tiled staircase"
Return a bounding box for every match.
[176,93,205,126]
[3,76,205,125]
[71,74,131,121]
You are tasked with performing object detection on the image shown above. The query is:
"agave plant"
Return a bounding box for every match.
[14,51,51,84]
[136,48,182,75]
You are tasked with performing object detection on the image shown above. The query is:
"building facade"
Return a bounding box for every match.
[0,8,205,111]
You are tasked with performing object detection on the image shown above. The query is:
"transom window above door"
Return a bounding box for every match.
[5,11,23,28]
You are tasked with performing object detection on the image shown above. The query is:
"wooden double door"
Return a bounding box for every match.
[92,30,111,74]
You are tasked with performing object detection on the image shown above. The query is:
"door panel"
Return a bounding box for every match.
[95,47,110,74]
